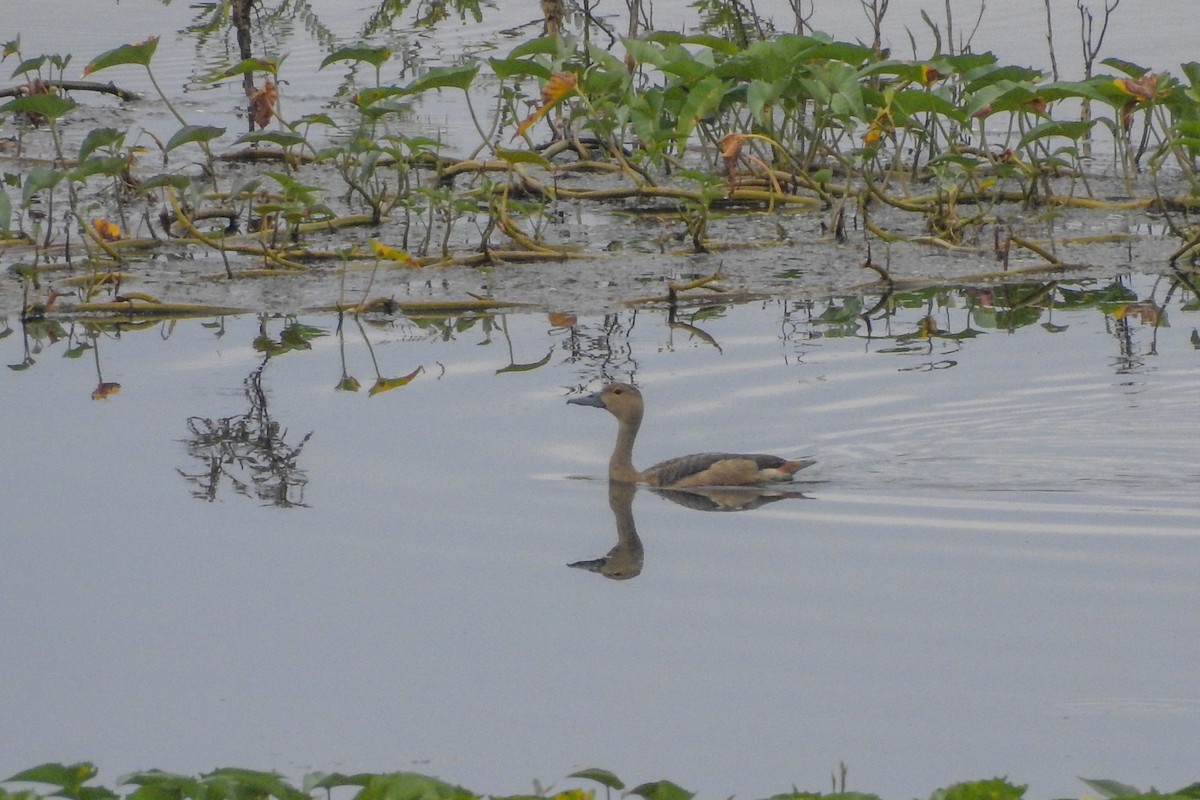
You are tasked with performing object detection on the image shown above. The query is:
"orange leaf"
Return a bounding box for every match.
[249,80,277,129]
[91,382,121,400]
[547,311,577,328]
[515,71,578,137]
[92,217,122,241]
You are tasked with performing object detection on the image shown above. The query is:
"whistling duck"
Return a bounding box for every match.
[568,382,814,487]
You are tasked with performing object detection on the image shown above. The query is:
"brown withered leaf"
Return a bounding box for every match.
[249,80,277,129]
[1115,73,1158,102]
[547,311,577,328]
[91,382,121,401]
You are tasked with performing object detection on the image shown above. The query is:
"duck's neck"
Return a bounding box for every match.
[609,411,643,483]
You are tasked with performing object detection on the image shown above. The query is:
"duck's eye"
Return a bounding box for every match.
[612,387,622,394]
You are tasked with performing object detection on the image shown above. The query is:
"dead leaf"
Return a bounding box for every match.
[249,80,277,129]
[91,382,121,400]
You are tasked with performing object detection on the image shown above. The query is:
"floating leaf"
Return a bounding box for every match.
[165,124,225,152]
[83,38,158,76]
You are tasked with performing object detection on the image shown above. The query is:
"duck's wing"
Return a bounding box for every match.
[643,452,814,488]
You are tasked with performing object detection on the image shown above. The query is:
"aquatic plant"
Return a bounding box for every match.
[4,2,1200,322]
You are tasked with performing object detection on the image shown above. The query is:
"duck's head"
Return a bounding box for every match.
[568,382,645,425]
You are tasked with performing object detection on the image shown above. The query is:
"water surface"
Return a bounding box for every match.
[3,274,1199,798]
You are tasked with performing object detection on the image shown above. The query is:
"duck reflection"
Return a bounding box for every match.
[569,480,644,580]
[569,480,809,580]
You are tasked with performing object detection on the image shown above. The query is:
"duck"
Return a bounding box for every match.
[568,382,814,487]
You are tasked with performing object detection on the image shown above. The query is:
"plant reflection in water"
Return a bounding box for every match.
[568,480,809,581]
[177,317,318,507]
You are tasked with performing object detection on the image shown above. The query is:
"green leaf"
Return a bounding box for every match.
[234,129,307,148]
[488,56,551,81]
[626,780,695,800]
[21,165,64,206]
[674,75,727,147]
[0,93,77,121]
[355,771,474,800]
[494,147,551,168]
[929,779,1026,800]
[83,38,157,75]
[1018,119,1095,148]
[6,763,98,792]
[138,173,193,191]
[567,769,624,790]
[214,56,282,79]
[301,773,374,793]
[496,348,552,374]
[70,155,129,181]
[11,55,56,78]
[402,63,480,95]
[78,127,124,162]
[1078,778,1143,799]
[321,45,391,70]
[506,36,566,60]
[0,187,11,235]
[295,112,337,127]
[165,125,225,152]
[1101,57,1149,78]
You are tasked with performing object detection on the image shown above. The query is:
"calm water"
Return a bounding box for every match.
[3,275,1199,798]
[4,1,1200,798]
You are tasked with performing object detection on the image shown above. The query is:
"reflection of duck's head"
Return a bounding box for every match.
[569,479,643,580]
[568,382,814,487]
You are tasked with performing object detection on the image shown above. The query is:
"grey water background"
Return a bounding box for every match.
[3,2,1200,799]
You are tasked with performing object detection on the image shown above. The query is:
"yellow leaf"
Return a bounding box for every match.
[515,71,578,137]
[369,238,418,265]
[369,366,424,396]
[91,217,122,241]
